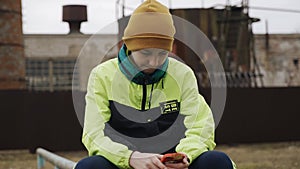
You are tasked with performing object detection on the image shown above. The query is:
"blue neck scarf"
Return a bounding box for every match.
[118,44,168,85]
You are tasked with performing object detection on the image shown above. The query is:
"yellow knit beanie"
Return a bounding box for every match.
[122,0,176,51]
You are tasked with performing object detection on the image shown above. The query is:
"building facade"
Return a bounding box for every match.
[24,34,118,91]
[254,34,300,87]
[23,33,300,91]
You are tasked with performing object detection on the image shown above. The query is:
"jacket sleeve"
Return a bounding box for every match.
[82,67,133,169]
[175,69,216,163]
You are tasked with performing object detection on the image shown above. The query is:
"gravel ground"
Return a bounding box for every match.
[0,141,299,169]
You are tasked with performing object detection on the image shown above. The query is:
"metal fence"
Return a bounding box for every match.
[196,72,264,88]
[26,57,79,91]
[36,148,76,169]
[25,57,263,91]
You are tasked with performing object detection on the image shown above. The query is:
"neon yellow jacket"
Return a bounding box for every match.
[82,57,217,169]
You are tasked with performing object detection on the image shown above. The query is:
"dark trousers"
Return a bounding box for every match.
[74,150,233,169]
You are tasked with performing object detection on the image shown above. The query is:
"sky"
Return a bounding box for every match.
[21,0,300,34]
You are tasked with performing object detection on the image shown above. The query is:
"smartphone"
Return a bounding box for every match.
[161,153,185,164]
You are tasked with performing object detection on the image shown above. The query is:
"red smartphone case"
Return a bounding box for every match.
[161,153,185,164]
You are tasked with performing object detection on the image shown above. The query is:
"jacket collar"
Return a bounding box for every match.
[118,44,168,85]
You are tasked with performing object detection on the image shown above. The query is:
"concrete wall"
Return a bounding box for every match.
[24,34,118,91]
[254,34,300,87]
[23,33,300,90]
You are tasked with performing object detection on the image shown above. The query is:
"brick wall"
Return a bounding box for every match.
[0,0,25,89]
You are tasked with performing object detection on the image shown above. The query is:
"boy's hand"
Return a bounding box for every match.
[129,151,167,169]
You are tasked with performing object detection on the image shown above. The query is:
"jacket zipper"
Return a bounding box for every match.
[141,84,147,111]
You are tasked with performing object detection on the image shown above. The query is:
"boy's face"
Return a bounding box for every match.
[131,48,168,74]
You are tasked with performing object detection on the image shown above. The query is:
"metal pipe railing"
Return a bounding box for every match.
[36,148,76,169]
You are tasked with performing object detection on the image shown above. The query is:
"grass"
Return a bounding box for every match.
[0,141,299,169]
[215,141,300,169]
